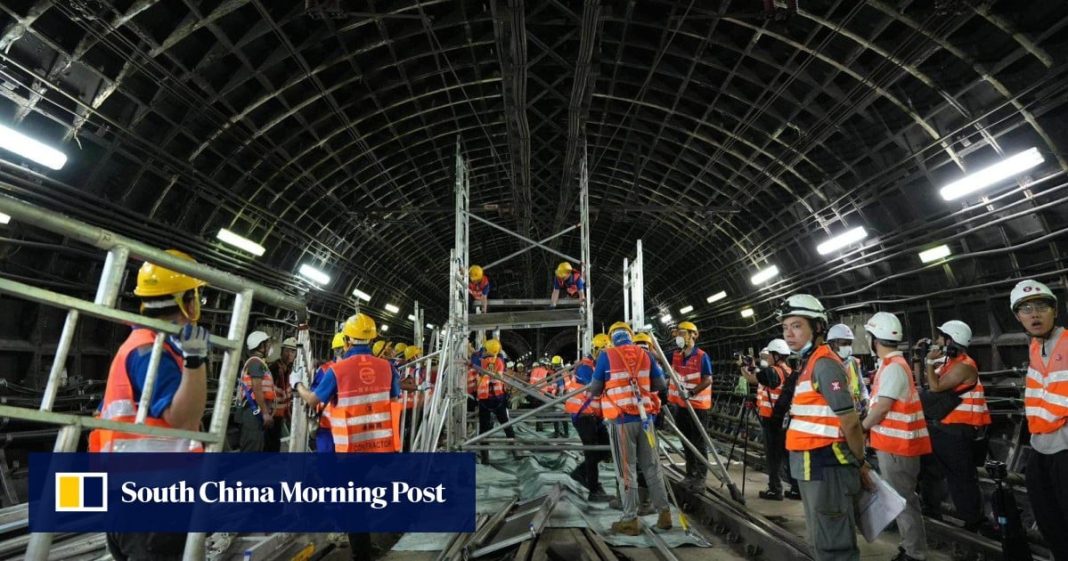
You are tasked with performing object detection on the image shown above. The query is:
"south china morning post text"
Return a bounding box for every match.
[29,452,476,533]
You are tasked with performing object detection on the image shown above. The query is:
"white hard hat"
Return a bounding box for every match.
[246,330,270,350]
[827,324,854,341]
[864,312,903,342]
[766,338,792,356]
[938,320,972,347]
[281,337,298,349]
[777,294,827,321]
[506,361,516,368]
[1010,279,1057,311]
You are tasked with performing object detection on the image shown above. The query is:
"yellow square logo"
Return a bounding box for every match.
[55,473,107,512]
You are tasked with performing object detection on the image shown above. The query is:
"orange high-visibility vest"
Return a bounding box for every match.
[402,365,424,411]
[600,345,657,421]
[240,355,276,403]
[89,329,203,453]
[477,357,506,400]
[467,369,478,396]
[529,366,554,395]
[757,364,789,419]
[564,359,602,417]
[786,345,847,451]
[938,354,991,426]
[668,347,712,410]
[327,354,400,453]
[870,354,931,456]
[1025,330,1068,435]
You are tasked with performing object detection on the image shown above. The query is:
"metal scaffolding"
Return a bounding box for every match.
[0,195,307,560]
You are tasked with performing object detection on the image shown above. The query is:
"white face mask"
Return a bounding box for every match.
[674,336,686,349]
[837,346,852,360]
[759,359,769,368]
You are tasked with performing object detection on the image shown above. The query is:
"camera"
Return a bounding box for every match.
[985,459,1008,481]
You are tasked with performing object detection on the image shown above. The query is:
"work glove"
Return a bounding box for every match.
[174,324,211,360]
[290,366,306,390]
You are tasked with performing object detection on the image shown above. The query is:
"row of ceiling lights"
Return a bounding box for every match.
[662,147,1045,325]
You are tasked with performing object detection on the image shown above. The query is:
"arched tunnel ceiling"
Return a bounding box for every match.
[0,0,1067,345]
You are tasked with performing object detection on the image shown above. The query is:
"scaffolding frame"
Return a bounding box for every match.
[0,194,307,561]
[623,239,645,331]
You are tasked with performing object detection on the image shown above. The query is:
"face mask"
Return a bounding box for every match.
[799,340,813,355]
[836,346,852,360]
[759,359,769,368]
[674,336,686,348]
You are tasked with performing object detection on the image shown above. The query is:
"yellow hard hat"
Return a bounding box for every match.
[372,340,387,357]
[633,333,653,345]
[404,346,422,361]
[677,321,698,335]
[394,342,408,354]
[484,339,502,356]
[331,332,345,350]
[608,321,633,336]
[469,265,484,282]
[555,262,573,279]
[551,355,563,366]
[343,313,377,340]
[592,333,611,350]
[135,249,208,322]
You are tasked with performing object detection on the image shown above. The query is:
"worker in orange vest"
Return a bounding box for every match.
[1011,280,1068,561]
[292,313,414,561]
[527,360,550,431]
[475,339,516,464]
[741,338,799,501]
[91,250,210,560]
[566,333,612,501]
[780,294,871,561]
[921,320,991,532]
[550,262,585,308]
[861,312,930,561]
[236,330,276,452]
[310,333,347,453]
[265,336,297,452]
[469,265,490,311]
[549,355,569,437]
[587,322,673,536]
[666,321,712,488]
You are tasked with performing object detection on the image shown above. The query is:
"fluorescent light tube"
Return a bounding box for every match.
[642,324,653,330]
[940,147,1043,201]
[216,228,265,256]
[298,264,331,285]
[740,308,755,318]
[918,245,951,263]
[750,265,780,285]
[706,291,727,304]
[407,314,417,321]
[679,305,694,314]
[0,124,67,170]
[385,303,400,314]
[351,288,371,302]
[426,323,434,329]
[660,314,672,324]
[0,212,10,225]
[381,325,389,332]
[816,226,868,255]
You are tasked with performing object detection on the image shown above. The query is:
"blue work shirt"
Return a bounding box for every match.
[592,349,664,424]
[126,335,184,419]
[553,273,585,292]
[313,345,401,404]
[574,356,595,385]
[667,347,713,379]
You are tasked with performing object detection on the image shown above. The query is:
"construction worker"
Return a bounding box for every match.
[549,355,570,437]
[476,339,516,464]
[391,342,408,368]
[291,313,413,561]
[550,262,585,307]
[741,338,799,500]
[566,333,612,502]
[264,336,297,452]
[1011,280,1068,561]
[91,250,210,561]
[861,312,930,561]
[826,324,870,414]
[399,345,424,451]
[469,265,490,311]
[310,333,347,453]
[588,322,672,535]
[665,321,712,488]
[920,320,991,532]
[780,294,871,561]
[632,332,653,352]
[236,330,276,452]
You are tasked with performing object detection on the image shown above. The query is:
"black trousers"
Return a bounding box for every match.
[760,416,792,492]
[106,532,185,561]
[573,415,610,490]
[478,399,516,462]
[925,422,984,527]
[263,416,284,452]
[1025,449,1068,561]
[673,406,709,479]
[347,532,372,561]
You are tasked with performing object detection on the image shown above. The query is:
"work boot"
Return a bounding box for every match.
[637,501,655,516]
[784,488,802,500]
[891,547,924,561]
[611,518,641,536]
[758,488,783,501]
[608,496,622,510]
[656,509,672,530]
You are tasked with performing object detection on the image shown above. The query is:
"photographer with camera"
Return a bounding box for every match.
[741,339,800,500]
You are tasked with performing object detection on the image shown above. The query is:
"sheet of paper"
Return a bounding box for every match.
[856,471,906,543]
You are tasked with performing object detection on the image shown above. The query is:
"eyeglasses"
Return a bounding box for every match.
[1016,301,1054,315]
